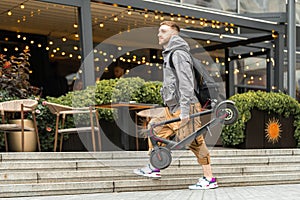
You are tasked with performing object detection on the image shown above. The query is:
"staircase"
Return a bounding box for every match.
[1,148,300,198]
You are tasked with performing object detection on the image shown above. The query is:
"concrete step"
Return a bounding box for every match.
[1,173,300,197]
[114,173,300,192]
[1,149,300,161]
[2,155,300,172]
[1,149,300,198]
[2,164,300,185]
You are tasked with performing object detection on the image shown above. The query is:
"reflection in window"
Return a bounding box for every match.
[183,0,237,12]
[234,57,267,93]
[239,0,286,13]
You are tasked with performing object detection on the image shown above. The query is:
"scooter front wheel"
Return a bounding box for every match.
[214,101,238,125]
[150,147,172,170]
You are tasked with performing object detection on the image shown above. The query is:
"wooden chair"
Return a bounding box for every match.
[0,99,41,152]
[44,102,101,152]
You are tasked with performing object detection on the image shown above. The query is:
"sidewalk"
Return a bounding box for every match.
[2,184,300,200]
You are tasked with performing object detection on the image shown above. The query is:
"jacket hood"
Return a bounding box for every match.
[163,35,190,54]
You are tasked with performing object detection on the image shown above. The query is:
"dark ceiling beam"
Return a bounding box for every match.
[180,29,243,44]
[229,50,269,60]
[194,34,274,52]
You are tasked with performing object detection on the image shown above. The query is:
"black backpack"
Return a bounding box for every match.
[169,48,221,108]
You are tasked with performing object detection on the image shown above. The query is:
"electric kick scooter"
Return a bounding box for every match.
[147,100,239,170]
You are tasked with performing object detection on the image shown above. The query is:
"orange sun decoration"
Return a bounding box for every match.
[265,118,282,144]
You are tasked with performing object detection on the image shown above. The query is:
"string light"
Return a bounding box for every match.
[73,7,78,29]
[2,4,255,68]
[177,14,181,21]
[1,0,30,16]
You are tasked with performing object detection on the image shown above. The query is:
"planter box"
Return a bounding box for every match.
[8,119,37,152]
[239,109,297,149]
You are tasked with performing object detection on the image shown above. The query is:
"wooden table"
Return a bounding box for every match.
[96,102,160,150]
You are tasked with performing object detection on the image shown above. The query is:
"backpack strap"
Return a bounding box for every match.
[169,48,191,70]
[168,48,199,101]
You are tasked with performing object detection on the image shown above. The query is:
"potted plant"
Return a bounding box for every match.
[0,49,33,98]
[0,49,39,151]
[222,91,300,148]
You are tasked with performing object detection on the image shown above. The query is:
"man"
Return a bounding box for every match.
[134,21,218,190]
[113,66,125,78]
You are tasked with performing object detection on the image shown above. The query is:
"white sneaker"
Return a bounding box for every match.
[133,164,161,179]
[189,177,218,190]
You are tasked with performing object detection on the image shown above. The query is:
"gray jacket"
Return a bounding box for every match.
[161,35,198,119]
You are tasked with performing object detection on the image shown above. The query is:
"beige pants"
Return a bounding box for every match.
[148,104,210,165]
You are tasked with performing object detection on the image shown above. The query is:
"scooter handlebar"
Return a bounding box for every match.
[149,100,236,128]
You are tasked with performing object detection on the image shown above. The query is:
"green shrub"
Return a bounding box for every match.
[222,91,300,147]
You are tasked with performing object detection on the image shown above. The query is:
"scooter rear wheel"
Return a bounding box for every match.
[150,147,172,170]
